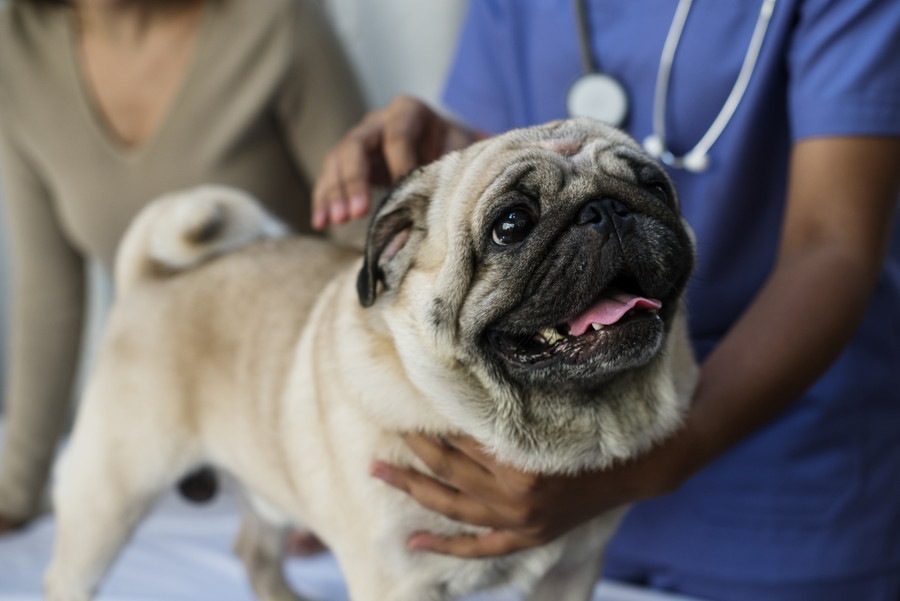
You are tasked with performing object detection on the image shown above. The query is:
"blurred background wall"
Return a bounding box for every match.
[321,0,466,109]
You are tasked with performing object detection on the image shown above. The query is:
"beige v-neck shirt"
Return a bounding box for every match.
[0,0,364,519]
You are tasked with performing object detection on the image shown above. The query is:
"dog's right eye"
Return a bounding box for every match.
[492,207,535,246]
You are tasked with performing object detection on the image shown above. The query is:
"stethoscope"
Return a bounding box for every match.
[567,0,777,172]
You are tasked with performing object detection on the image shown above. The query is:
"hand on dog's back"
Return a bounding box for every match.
[311,96,484,231]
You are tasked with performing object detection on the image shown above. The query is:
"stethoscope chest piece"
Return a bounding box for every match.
[566,72,628,127]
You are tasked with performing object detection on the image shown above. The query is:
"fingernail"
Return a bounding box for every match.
[330,201,347,223]
[407,533,433,551]
[370,462,394,484]
[349,195,367,217]
[312,208,327,230]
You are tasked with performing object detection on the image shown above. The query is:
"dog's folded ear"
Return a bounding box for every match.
[357,166,435,307]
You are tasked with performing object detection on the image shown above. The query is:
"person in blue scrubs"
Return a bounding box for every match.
[312,1,900,598]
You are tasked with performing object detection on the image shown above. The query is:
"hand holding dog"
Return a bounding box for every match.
[371,431,696,558]
[311,96,483,230]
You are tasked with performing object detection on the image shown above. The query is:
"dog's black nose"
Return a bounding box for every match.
[575,197,634,233]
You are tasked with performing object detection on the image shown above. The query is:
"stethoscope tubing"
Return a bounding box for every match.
[571,0,778,172]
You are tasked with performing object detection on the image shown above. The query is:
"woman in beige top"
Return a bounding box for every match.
[0,0,364,532]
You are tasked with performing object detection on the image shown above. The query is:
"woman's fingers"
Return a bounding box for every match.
[312,96,445,230]
[403,434,495,489]
[407,529,539,558]
[370,461,500,528]
[370,456,553,557]
[381,99,427,182]
[313,119,378,229]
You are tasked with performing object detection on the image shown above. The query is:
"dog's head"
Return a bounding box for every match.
[358,118,696,473]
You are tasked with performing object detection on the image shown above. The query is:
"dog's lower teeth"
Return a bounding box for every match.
[538,327,564,345]
[591,323,604,331]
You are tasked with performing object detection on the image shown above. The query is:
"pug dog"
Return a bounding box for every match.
[45,118,697,601]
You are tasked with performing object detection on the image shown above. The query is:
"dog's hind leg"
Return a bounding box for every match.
[44,397,187,601]
[234,506,309,601]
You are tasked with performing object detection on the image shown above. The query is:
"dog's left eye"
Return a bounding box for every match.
[492,207,535,246]
[648,182,670,204]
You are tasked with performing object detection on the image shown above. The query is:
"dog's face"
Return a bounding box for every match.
[358,118,696,473]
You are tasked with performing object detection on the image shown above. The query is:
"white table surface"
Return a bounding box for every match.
[0,422,706,601]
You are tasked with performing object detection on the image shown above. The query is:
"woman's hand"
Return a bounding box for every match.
[312,95,484,230]
[370,432,696,558]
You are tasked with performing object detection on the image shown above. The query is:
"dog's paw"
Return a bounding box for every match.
[44,569,92,601]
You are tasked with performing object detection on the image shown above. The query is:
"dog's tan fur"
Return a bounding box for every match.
[46,120,696,601]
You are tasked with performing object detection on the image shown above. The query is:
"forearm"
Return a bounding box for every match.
[679,233,887,479]
[0,122,86,520]
[0,273,86,519]
[678,138,900,476]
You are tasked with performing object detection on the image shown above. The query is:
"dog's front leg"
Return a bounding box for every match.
[525,543,606,601]
[525,507,629,601]
[342,560,449,601]
[234,510,310,601]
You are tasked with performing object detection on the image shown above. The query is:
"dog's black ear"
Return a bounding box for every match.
[357,167,434,307]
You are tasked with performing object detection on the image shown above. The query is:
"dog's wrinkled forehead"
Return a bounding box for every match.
[531,135,645,183]
[469,120,656,202]
[529,118,650,178]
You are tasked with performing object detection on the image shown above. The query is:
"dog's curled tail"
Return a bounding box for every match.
[115,185,289,295]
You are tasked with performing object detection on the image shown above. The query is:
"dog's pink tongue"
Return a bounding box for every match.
[567,292,662,336]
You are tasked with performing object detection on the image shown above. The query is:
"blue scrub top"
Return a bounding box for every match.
[442,0,900,582]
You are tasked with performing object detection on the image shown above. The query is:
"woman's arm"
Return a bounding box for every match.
[0,122,85,531]
[370,135,900,557]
